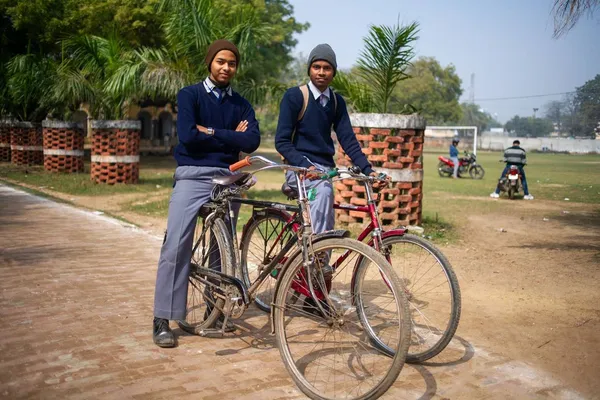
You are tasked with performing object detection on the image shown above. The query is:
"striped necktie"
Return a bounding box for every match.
[319,93,328,107]
[214,87,223,100]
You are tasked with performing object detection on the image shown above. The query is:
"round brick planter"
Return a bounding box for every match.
[10,121,43,166]
[336,113,426,228]
[42,121,85,173]
[90,120,141,184]
[0,120,13,162]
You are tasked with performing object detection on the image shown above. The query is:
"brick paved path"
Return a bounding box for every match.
[0,185,585,399]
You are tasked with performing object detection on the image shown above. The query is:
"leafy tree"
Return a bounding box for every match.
[458,103,501,134]
[505,115,554,137]
[572,74,600,138]
[390,57,462,124]
[105,0,306,107]
[544,100,564,133]
[0,0,165,54]
[76,0,165,47]
[560,93,584,137]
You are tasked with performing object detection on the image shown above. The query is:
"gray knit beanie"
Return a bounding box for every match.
[307,44,337,76]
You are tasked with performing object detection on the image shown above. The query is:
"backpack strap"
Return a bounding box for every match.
[298,84,309,121]
[331,88,338,115]
[282,85,309,163]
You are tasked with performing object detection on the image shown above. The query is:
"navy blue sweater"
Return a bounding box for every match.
[275,87,373,174]
[174,82,260,168]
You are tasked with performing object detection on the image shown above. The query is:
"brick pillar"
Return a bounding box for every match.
[42,121,85,173]
[335,113,426,228]
[10,121,43,166]
[90,120,141,184]
[0,120,12,162]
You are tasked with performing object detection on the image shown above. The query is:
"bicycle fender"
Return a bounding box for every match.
[269,229,350,334]
[241,207,294,239]
[383,228,407,239]
[365,228,407,247]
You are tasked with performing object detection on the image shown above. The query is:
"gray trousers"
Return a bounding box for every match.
[153,165,238,320]
[285,167,335,235]
[451,157,459,178]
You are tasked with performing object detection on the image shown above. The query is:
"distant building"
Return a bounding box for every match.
[424,128,456,138]
[482,128,509,137]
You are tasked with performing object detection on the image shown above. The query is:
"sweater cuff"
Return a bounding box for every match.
[362,165,374,175]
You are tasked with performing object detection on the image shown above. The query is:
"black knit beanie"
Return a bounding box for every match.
[307,44,337,76]
[205,39,240,71]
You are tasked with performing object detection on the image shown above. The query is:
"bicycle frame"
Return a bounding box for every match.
[196,155,343,320]
[242,175,409,268]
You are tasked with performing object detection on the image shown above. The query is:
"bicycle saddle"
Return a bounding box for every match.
[212,172,252,186]
[281,183,299,200]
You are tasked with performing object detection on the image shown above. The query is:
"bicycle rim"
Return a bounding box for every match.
[274,238,410,400]
[378,234,461,363]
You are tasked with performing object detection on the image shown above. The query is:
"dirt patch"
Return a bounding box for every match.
[442,204,600,397]
[2,178,599,396]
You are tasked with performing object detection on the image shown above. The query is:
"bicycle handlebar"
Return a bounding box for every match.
[229,155,312,174]
[229,156,252,171]
[325,166,389,183]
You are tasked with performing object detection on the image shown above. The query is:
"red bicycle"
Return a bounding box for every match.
[239,166,461,363]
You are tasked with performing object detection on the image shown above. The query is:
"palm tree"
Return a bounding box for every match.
[552,0,600,37]
[332,20,419,114]
[45,35,135,120]
[6,54,56,121]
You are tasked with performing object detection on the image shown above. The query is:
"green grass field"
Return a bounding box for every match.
[1,147,599,242]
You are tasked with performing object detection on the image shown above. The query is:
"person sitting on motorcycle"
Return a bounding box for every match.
[449,138,460,179]
[490,140,533,200]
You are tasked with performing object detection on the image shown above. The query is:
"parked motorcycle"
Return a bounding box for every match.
[496,165,522,199]
[438,152,485,179]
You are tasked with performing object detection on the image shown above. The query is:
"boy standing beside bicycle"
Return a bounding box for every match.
[152,40,261,348]
[275,43,380,236]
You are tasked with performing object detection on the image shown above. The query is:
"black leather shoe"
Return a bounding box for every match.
[153,317,176,348]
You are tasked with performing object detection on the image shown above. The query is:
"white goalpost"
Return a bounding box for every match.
[425,126,479,155]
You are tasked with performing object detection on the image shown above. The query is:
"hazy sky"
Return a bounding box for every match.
[288,0,600,123]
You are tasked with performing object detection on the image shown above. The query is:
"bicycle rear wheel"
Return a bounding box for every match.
[273,238,410,400]
[177,217,235,335]
[376,234,461,363]
[240,211,295,313]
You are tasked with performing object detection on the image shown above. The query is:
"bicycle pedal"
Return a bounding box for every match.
[198,328,224,338]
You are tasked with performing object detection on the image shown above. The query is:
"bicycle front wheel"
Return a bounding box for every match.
[177,217,235,335]
[381,234,461,363]
[273,238,410,400]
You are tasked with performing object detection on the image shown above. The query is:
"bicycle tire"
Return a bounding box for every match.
[239,211,295,313]
[177,217,235,335]
[368,234,461,363]
[273,237,410,400]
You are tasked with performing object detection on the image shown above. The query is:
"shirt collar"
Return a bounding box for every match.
[308,80,330,100]
[203,77,233,97]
